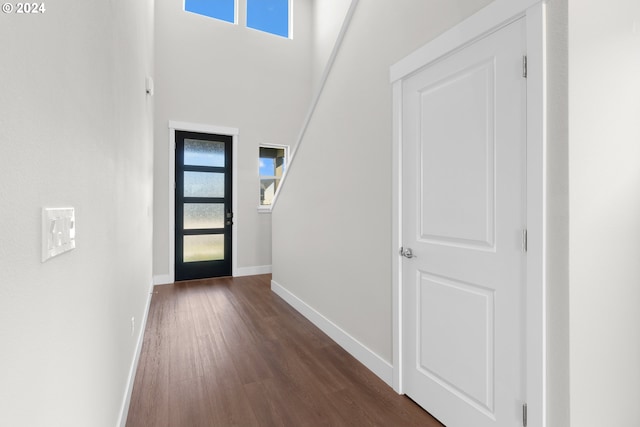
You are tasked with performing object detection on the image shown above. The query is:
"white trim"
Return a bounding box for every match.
[168,121,239,281]
[231,134,238,277]
[169,127,175,283]
[271,280,393,386]
[270,0,360,209]
[153,274,172,286]
[391,79,403,393]
[235,265,272,277]
[525,4,547,426]
[390,1,546,426]
[389,0,541,83]
[168,121,239,136]
[288,0,293,40]
[117,279,155,427]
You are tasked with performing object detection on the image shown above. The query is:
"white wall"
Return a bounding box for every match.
[568,0,640,425]
[153,0,312,278]
[272,0,493,364]
[311,0,351,93]
[0,0,154,425]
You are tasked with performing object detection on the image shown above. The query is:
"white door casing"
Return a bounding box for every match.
[402,17,526,426]
[391,1,546,426]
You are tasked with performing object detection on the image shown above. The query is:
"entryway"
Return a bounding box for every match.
[174,130,233,280]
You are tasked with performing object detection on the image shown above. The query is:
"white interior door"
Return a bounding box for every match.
[401,18,527,427]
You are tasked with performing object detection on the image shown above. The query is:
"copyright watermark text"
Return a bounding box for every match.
[2,2,46,14]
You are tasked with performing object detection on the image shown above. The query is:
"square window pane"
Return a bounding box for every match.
[247,0,289,38]
[184,139,225,167]
[184,234,224,262]
[185,0,235,23]
[184,203,225,230]
[260,178,281,205]
[259,147,286,176]
[259,157,275,176]
[184,172,224,198]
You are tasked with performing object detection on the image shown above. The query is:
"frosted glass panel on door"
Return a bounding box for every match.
[184,172,224,198]
[184,204,224,229]
[184,139,225,167]
[184,234,224,262]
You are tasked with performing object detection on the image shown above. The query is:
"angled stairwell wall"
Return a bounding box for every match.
[271,0,494,384]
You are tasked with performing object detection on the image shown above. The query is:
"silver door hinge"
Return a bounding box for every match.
[523,403,528,427]
[522,55,528,78]
[522,229,528,253]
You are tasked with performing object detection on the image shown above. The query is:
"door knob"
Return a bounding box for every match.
[400,247,416,259]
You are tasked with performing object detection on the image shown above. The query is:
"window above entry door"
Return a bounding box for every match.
[184,0,292,39]
[184,0,235,24]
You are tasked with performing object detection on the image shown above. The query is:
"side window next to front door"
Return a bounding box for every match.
[258,144,287,209]
[175,131,233,280]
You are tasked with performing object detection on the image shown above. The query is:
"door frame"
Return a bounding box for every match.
[390,1,546,426]
[168,120,239,282]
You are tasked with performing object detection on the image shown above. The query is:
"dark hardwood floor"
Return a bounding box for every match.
[126,274,443,427]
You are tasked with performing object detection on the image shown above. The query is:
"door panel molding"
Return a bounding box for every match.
[417,58,496,250]
[416,272,496,414]
[390,1,546,426]
[168,121,239,282]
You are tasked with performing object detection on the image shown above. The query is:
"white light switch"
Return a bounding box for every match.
[42,207,76,262]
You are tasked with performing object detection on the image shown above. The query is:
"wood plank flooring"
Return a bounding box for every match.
[126,274,443,427]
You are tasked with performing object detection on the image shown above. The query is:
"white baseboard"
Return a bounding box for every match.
[270,280,393,387]
[153,267,271,284]
[153,274,171,285]
[235,265,272,277]
[117,279,154,427]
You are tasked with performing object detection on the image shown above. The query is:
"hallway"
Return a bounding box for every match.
[126,275,443,426]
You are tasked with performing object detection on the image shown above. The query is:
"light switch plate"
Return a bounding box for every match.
[42,207,76,262]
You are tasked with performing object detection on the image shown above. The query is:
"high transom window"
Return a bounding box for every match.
[184,0,291,39]
[184,0,235,24]
[247,0,289,38]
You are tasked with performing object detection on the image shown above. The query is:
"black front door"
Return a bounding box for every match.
[175,131,232,280]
